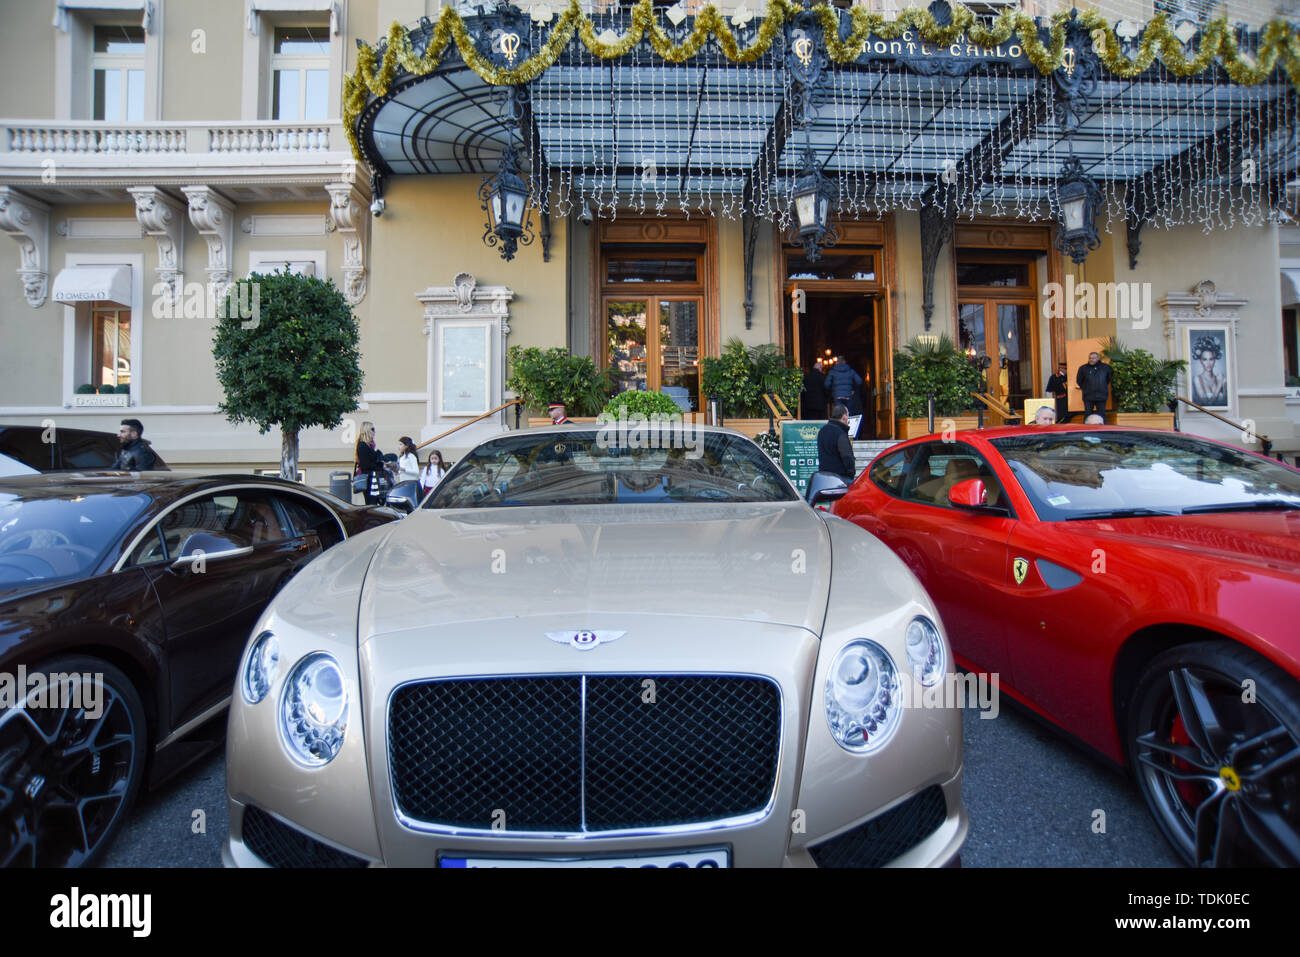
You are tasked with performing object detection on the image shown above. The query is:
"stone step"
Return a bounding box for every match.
[852,439,898,475]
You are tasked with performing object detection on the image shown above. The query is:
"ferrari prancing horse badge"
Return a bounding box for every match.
[1013,557,1029,585]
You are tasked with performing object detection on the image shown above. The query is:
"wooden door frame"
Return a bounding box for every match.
[600,293,706,398]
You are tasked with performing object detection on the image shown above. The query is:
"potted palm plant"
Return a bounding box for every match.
[1101,337,1185,429]
[700,338,802,437]
[892,335,983,439]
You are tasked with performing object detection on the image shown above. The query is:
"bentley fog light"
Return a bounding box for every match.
[904,616,945,688]
[241,631,279,704]
[825,640,902,753]
[280,653,349,767]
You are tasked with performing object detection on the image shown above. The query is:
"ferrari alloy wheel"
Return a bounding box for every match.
[0,657,146,867]
[1129,641,1300,867]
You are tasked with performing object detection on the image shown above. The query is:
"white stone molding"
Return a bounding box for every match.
[0,188,51,307]
[416,275,515,445]
[128,186,185,302]
[182,186,236,297]
[56,217,144,240]
[241,214,330,237]
[1159,279,1248,420]
[325,181,368,305]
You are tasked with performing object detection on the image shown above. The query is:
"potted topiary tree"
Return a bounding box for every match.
[212,271,364,481]
[700,338,802,437]
[599,390,682,420]
[1101,337,1185,429]
[505,345,610,426]
[892,334,983,439]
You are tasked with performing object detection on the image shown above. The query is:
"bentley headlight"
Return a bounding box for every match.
[825,639,902,753]
[904,616,945,688]
[241,631,279,704]
[279,653,349,767]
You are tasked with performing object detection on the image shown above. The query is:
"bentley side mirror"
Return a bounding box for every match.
[948,478,988,509]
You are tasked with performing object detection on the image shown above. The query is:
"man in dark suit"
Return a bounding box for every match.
[1076,352,1112,417]
[801,364,827,420]
[824,357,864,417]
[817,404,856,480]
[1045,361,1071,423]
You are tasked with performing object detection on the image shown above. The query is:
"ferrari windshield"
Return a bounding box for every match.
[991,431,1300,520]
[425,429,799,508]
[0,489,150,585]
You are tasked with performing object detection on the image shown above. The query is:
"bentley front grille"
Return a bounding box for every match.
[388,675,782,834]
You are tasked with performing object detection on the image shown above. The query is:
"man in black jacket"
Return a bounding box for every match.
[801,364,827,420]
[1045,361,1071,423]
[1075,352,1112,417]
[113,418,158,470]
[823,358,864,417]
[817,405,856,480]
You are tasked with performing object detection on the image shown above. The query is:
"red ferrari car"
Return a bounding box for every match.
[831,425,1300,867]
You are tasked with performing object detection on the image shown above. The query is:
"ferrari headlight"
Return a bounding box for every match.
[241,631,279,704]
[279,653,348,767]
[825,639,902,753]
[904,616,945,688]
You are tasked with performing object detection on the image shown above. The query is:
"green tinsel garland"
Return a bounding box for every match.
[343,0,1300,162]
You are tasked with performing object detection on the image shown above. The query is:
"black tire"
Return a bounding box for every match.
[0,656,147,867]
[1127,640,1300,867]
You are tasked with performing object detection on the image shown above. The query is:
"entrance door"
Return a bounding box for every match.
[958,301,1036,413]
[790,292,880,438]
[604,296,703,412]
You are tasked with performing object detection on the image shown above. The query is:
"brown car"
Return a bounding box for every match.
[0,472,398,867]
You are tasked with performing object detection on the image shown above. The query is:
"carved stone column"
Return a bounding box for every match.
[182,186,235,298]
[325,182,368,305]
[128,186,185,302]
[0,187,50,307]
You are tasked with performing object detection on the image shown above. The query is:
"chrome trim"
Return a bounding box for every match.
[155,695,230,751]
[385,671,785,840]
[112,482,349,574]
[578,675,587,829]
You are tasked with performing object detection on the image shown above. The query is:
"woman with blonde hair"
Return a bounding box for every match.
[354,420,384,504]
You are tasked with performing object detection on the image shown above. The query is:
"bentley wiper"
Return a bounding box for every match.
[1180,499,1300,514]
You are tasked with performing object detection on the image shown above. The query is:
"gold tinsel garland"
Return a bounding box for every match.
[343,0,1300,162]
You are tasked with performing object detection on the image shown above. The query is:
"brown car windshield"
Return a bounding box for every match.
[0,490,150,586]
[425,430,798,508]
[991,431,1300,521]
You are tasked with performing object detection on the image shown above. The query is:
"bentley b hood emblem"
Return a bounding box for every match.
[547,630,626,651]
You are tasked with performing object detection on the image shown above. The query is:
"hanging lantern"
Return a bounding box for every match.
[479,143,534,261]
[1053,155,1102,265]
[789,148,838,262]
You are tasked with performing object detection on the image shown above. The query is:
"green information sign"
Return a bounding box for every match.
[781,420,825,496]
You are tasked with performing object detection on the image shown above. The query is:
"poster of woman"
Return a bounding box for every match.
[1187,327,1229,409]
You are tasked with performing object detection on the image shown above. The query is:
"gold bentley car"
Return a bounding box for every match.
[223,425,967,868]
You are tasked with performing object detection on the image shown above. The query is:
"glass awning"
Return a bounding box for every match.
[349,1,1300,231]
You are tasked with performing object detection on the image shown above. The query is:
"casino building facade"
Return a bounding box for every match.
[1,0,1299,482]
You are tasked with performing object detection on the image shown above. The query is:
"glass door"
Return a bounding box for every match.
[959,299,1035,414]
[604,296,703,411]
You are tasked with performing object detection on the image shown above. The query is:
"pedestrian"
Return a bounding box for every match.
[395,436,420,483]
[113,418,158,470]
[823,356,864,417]
[420,449,448,496]
[1045,361,1071,423]
[1033,405,1056,426]
[801,362,827,420]
[1076,351,1112,417]
[548,402,571,425]
[817,404,856,480]
[354,421,384,505]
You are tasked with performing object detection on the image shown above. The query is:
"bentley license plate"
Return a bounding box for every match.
[438,847,730,868]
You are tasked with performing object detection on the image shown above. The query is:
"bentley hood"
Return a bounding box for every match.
[356,502,834,640]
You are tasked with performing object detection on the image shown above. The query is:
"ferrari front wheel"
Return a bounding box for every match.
[1128,640,1300,867]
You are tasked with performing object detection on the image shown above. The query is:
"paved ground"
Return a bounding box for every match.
[100,698,1182,868]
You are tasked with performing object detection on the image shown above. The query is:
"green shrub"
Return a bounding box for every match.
[1102,337,1186,413]
[506,346,610,416]
[97,384,117,394]
[700,338,801,417]
[114,383,131,394]
[75,384,96,394]
[892,334,981,418]
[600,390,682,420]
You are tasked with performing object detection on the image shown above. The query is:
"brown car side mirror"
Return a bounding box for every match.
[947,478,987,509]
